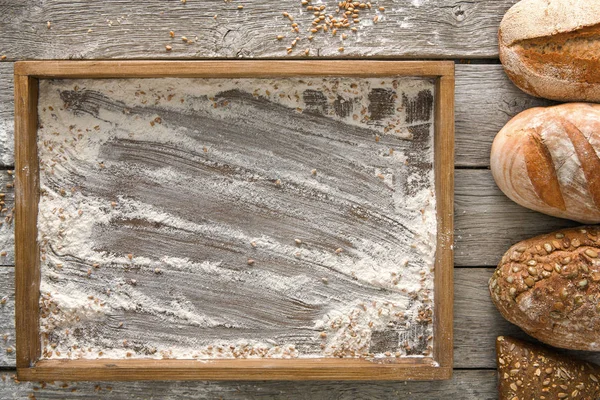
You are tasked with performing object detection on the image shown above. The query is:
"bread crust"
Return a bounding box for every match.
[496,336,600,400]
[500,0,600,46]
[499,0,600,102]
[490,227,600,351]
[491,103,600,224]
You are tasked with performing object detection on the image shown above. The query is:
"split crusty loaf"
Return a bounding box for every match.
[499,0,600,102]
[491,103,600,224]
[489,226,600,351]
[497,336,600,400]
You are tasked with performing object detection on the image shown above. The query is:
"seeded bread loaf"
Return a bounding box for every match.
[499,0,600,102]
[489,226,600,351]
[497,336,600,400]
[491,103,600,224]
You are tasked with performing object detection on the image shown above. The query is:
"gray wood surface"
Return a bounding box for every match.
[0,63,556,169]
[0,63,13,167]
[0,369,497,399]
[5,265,600,393]
[0,267,15,367]
[0,0,516,61]
[0,167,574,270]
[0,172,14,266]
[0,0,590,397]
[454,64,556,167]
[5,267,599,370]
[454,170,577,267]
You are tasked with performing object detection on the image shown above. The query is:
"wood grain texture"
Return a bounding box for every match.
[3,165,569,269]
[1,369,496,399]
[454,267,521,369]
[454,64,556,167]
[0,1,516,61]
[454,169,578,267]
[0,167,575,276]
[433,72,454,369]
[14,75,40,369]
[0,63,14,166]
[0,172,15,266]
[20,359,450,382]
[0,267,15,367]
[15,60,454,78]
[1,64,558,168]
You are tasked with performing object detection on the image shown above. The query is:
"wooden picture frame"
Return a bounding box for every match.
[14,60,454,381]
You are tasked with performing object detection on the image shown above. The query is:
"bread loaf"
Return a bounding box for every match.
[496,336,600,400]
[499,0,600,102]
[491,103,600,224]
[489,226,600,351]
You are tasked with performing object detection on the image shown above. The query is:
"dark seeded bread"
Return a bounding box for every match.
[490,226,600,350]
[497,336,600,400]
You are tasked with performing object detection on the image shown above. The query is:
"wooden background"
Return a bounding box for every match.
[0,0,594,398]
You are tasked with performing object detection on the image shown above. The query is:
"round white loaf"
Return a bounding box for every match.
[491,103,600,224]
[499,0,600,102]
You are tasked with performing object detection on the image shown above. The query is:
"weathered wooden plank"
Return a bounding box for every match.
[433,70,455,372]
[0,267,519,370]
[14,74,40,369]
[15,59,454,78]
[454,64,556,167]
[0,168,577,272]
[4,266,597,370]
[0,267,15,367]
[0,369,497,398]
[0,171,15,266]
[0,63,14,167]
[0,63,558,168]
[0,1,515,61]
[454,169,577,267]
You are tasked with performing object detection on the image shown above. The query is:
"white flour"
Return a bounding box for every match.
[37,77,437,361]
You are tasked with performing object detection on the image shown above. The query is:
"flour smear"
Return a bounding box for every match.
[37,76,437,361]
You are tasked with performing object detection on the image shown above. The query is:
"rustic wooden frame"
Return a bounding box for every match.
[14,60,454,382]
